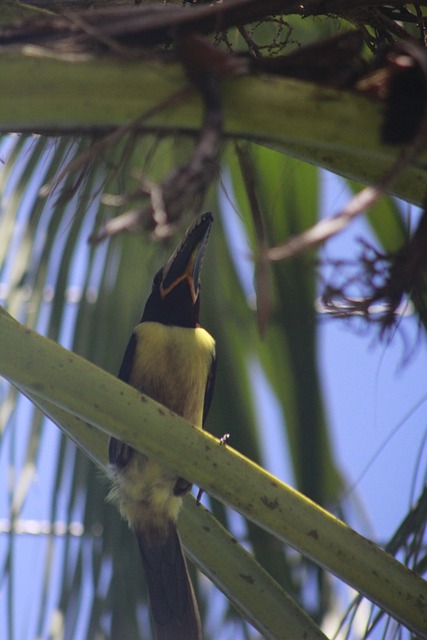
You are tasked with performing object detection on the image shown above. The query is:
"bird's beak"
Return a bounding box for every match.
[160,212,213,304]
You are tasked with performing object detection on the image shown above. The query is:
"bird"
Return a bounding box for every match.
[108,212,216,640]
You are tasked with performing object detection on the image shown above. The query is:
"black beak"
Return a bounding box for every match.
[160,212,213,303]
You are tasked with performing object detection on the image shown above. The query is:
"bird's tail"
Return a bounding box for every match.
[136,521,202,640]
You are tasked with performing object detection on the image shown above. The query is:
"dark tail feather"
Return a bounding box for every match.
[136,522,202,640]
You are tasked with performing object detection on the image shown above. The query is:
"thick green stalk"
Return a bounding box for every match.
[0,53,425,204]
[13,389,323,640]
[1,308,427,636]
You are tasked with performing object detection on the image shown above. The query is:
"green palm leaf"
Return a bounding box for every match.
[1,4,427,640]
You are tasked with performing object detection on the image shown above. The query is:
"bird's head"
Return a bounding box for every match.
[141,212,213,327]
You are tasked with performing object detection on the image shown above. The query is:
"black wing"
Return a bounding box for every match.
[117,332,137,383]
[202,351,217,426]
[109,332,138,466]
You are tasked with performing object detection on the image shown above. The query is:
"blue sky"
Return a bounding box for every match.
[319,171,427,543]
[1,159,426,639]
[222,166,427,547]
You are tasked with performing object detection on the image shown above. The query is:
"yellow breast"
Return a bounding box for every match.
[130,321,215,427]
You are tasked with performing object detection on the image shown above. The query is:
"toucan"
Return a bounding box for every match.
[108,212,216,640]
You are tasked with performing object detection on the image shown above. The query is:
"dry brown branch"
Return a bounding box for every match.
[1,1,425,53]
[321,209,427,335]
[265,41,427,262]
